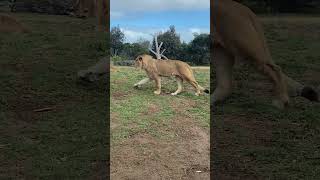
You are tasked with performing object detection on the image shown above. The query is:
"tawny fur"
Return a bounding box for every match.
[134,54,209,96]
[211,0,319,109]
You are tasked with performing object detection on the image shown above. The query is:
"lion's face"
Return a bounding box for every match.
[134,55,144,69]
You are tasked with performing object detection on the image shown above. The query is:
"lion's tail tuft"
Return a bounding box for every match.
[301,86,319,102]
[199,85,210,94]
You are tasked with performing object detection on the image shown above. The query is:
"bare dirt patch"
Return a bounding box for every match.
[212,115,275,179]
[90,160,109,180]
[111,112,120,130]
[141,103,160,116]
[111,100,209,179]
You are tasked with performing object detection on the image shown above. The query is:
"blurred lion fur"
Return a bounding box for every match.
[0,14,30,33]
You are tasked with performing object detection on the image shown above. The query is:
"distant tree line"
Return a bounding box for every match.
[240,0,320,14]
[110,25,210,66]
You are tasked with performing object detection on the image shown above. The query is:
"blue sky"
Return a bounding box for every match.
[110,0,210,43]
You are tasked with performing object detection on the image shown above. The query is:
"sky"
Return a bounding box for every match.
[110,0,210,43]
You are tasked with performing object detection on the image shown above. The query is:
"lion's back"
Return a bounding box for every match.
[169,60,194,78]
[155,59,192,77]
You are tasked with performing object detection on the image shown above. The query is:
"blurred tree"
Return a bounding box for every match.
[110,26,125,56]
[120,42,149,60]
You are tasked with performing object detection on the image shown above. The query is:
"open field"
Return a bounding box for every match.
[110,66,210,179]
[2,11,320,179]
[212,16,320,179]
[0,13,108,178]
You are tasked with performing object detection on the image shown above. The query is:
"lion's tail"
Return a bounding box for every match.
[187,65,209,94]
[199,85,210,94]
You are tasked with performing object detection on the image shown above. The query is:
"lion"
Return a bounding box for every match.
[211,0,319,109]
[0,14,30,33]
[72,0,107,31]
[133,54,209,96]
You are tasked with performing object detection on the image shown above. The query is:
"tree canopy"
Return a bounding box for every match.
[110,25,210,66]
[110,26,125,56]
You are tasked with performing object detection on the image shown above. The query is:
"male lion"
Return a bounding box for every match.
[211,0,319,109]
[133,54,209,96]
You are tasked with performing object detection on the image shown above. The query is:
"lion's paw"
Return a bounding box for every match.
[154,91,161,95]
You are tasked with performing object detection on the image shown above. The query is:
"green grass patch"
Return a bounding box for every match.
[111,67,210,142]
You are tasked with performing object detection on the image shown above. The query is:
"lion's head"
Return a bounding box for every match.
[134,54,153,70]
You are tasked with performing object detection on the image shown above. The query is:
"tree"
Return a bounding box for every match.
[120,42,149,60]
[187,33,210,65]
[136,37,150,49]
[110,26,125,56]
[149,33,168,60]
[152,25,181,59]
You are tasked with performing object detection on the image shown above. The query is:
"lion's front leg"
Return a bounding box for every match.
[154,77,161,95]
[134,78,150,88]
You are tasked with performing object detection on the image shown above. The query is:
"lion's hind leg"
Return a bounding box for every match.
[171,76,183,96]
[185,78,202,96]
[256,62,289,109]
[212,46,235,104]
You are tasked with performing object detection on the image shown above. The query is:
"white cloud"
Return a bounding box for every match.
[111,0,209,17]
[181,27,209,42]
[121,28,152,43]
[189,28,201,34]
[110,11,125,19]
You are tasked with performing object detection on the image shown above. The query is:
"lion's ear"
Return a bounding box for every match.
[139,57,143,61]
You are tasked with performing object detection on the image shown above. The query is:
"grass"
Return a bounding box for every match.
[0,13,108,178]
[212,15,320,179]
[111,67,210,143]
[2,11,319,179]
